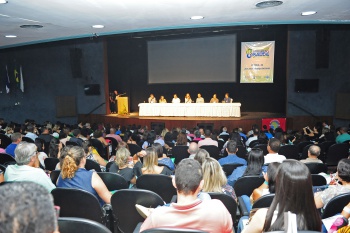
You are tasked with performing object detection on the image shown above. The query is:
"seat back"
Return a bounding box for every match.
[66,141,79,146]
[136,174,176,203]
[97,172,128,191]
[199,145,220,160]
[44,157,59,171]
[172,146,189,164]
[141,227,208,233]
[0,134,12,149]
[300,144,312,160]
[248,140,259,148]
[326,143,350,166]
[297,141,313,154]
[219,135,229,142]
[278,145,299,160]
[305,163,327,174]
[322,193,350,218]
[105,161,113,172]
[105,137,118,156]
[252,193,275,209]
[50,170,61,184]
[311,174,327,186]
[85,159,102,172]
[221,163,244,177]
[58,217,112,233]
[128,143,142,156]
[111,189,164,233]
[0,153,16,166]
[0,163,6,172]
[35,137,50,154]
[51,188,105,224]
[233,176,264,197]
[22,136,34,143]
[254,144,268,156]
[208,192,238,223]
[91,139,107,160]
[236,145,247,159]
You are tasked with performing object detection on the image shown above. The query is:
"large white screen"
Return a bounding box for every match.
[148,34,237,84]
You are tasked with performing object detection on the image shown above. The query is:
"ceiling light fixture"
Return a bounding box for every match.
[301,11,317,16]
[190,16,204,20]
[92,25,105,29]
[5,35,17,38]
[255,0,283,8]
[0,0,8,4]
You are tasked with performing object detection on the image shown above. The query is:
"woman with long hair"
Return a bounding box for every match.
[49,137,62,158]
[202,157,237,200]
[56,146,111,206]
[242,160,322,233]
[152,143,175,171]
[227,148,266,186]
[81,140,107,171]
[175,132,188,146]
[109,147,136,184]
[194,149,210,165]
[141,147,172,175]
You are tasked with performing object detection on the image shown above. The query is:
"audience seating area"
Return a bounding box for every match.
[1,119,350,232]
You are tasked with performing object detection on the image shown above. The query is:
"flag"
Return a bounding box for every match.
[5,65,10,94]
[20,66,24,92]
[14,68,19,83]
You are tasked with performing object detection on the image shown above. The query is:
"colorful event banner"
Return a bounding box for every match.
[240,41,275,83]
[262,118,286,131]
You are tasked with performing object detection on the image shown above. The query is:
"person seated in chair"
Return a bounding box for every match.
[196,93,204,103]
[140,158,233,233]
[24,124,38,141]
[300,145,323,164]
[210,93,219,103]
[223,93,233,103]
[171,94,181,103]
[184,93,192,103]
[218,140,247,166]
[68,129,84,146]
[5,132,22,158]
[159,95,167,103]
[198,129,218,147]
[5,141,56,192]
[38,126,53,143]
[264,138,286,164]
[148,94,157,103]
[0,182,59,233]
[57,146,112,206]
[336,127,350,144]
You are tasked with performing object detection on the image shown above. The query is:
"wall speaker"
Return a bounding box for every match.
[70,48,83,78]
[84,84,100,95]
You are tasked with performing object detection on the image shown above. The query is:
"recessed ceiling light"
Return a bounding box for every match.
[255,0,283,8]
[190,16,204,20]
[301,11,317,16]
[92,25,105,29]
[5,35,17,38]
[0,0,8,4]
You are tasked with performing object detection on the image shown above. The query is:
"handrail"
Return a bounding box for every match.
[86,102,105,116]
[287,101,319,119]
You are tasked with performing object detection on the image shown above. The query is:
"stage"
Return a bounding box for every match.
[79,112,290,132]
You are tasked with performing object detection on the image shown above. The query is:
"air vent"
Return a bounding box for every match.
[20,25,43,29]
[255,0,283,8]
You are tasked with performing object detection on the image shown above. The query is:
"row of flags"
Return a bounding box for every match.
[4,65,24,94]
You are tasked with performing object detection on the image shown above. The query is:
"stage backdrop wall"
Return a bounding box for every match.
[107,26,288,113]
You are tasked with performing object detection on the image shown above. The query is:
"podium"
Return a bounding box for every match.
[117,97,128,115]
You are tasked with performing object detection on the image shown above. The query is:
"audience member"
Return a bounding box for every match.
[264,138,286,164]
[175,132,188,146]
[242,160,322,233]
[210,94,219,103]
[24,124,38,141]
[188,142,199,159]
[38,126,53,143]
[82,140,107,171]
[57,146,111,206]
[5,142,55,192]
[5,132,22,157]
[153,143,175,171]
[198,129,218,147]
[49,137,62,158]
[336,127,350,144]
[109,147,136,185]
[69,128,84,146]
[193,149,210,165]
[246,127,259,147]
[34,139,48,168]
[140,159,233,233]
[314,158,350,209]
[92,129,109,147]
[228,148,267,186]
[105,127,123,142]
[202,157,237,200]
[140,147,172,175]
[218,140,247,166]
[300,145,323,163]
[0,182,59,233]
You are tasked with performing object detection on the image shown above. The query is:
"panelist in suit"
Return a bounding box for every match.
[172,94,181,103]
[223,93,233,103]
[148,94,157,103]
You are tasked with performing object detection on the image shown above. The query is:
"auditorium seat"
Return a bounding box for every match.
[58,217,112,233]
[325,143,350,166]
[233,176,264,197]
[305,163,327,174]
[322,193,350,218]
[208,192,238,224]
[97,172,128,191]
[199,145,220,160]
[141,227,208,233]
[85,159,102,172]
[0,153,16,166]
[21,136,34,143]
[0,134,12,149]
[278,145,299,160]
[105,137,118,155]
[238,193,275,216]
[221,163,244,177]
[44,157,59,171]
[172,145,189,164]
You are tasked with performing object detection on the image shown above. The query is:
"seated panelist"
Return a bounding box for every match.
[210,94,219,103]
[148,94,157,103]
[159,95,167,103]
[184,93,192,103]
[196,93,205,103]
[223,93,233,103]
[172,94,181,103]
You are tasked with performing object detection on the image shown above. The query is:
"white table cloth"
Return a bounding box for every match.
[138,103,241,117]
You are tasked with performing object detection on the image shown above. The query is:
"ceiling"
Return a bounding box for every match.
[0,0,350,49]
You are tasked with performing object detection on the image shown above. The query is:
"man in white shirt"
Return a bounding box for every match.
[246,128,259,147]
[198,129,218,147]
[264,138,286,164]
[172,94,181,103]
[196,93,205,103]
[148,94,157,103]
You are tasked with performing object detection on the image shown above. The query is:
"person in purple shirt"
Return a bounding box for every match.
[218,140,247,166]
